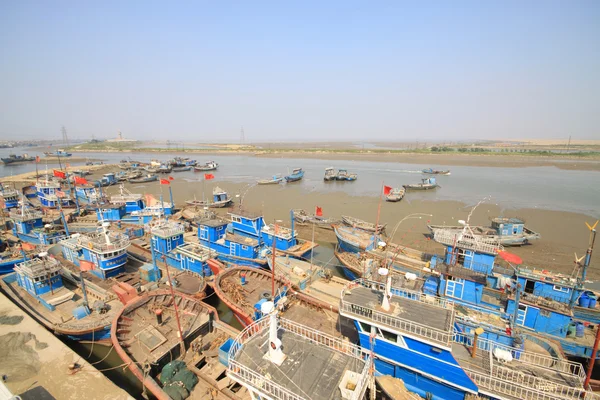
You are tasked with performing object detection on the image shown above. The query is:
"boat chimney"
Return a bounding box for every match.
[378,268,391,311]
[155,308,163,325]
[261,301,286,366]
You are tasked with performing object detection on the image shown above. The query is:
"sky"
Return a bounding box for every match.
[0,1,598,142]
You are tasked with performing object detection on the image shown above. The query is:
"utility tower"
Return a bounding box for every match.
[240,126,245,144]
[61,126,70,147]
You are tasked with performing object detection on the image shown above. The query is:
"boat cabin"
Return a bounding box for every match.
[14,256,66,309]
[197,218,262,266]
[228,211,265,238]
[75,186,101,203]
[60,225,130,279]
[260,224,297,251]
[36,179,72,208]
[10,206,66,245]
[0,184,19,209]
[110,185,144,213]
[491,217,525,237]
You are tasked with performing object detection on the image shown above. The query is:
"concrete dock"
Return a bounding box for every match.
[0,292,133,400]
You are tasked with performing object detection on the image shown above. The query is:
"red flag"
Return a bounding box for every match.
[160,179,170,185]
[168,176,174,181]
[35,156,40,163]
[74,176,88,185]
[315,206,323,217]
[383,185,393,195]
[204,173,214,180]
[53,170,66,179]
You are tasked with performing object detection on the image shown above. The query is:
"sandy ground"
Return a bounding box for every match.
[1,164,113,183]
[0,293,132,400]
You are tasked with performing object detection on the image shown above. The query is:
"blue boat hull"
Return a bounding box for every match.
[0,258,26,275]
[341,266,359,280]
[66,326,112,342]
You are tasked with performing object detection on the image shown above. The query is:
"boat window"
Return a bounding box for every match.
[377,327,400,344]
[232,216,241,223]
[241,245,248,250]
[553,285,569,293]
[358,321,372,333]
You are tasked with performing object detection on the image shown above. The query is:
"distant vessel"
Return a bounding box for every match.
[257,174,283,184]
[185,187,232,208]
[403,177,439,190]
[128,174,158,183]
[284,167,304,182]
[385,187,406,202]
[44,149,72,157]
[292,208,340,230]
[422,168,451,175]
[0,183,19,209]
[336,168,358,181]
[428,217,541,246]
[1,153,35,164]
[194,161,218,171]
[323,167,338,181]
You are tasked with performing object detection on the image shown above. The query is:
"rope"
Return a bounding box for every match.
[87,328,95,358]
[90,345,114,365]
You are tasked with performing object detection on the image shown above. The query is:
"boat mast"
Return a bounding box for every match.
[162,255,185,354]
[271,224,278,298]
[374,181,384,239]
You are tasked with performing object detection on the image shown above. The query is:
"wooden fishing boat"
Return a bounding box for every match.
[386,187,406,202]
[292,209,340,230]
[172,165,192,172]
[256,174,283,184]
[403,177,439,190]
[422,168,451,175]
[129,174,158,183]
[336,169,357,181]
[428,217,541,246]
[111,290,248,400]
[157,164,172,174]
[341,215,386,234]
[185,187,232,208]
[284,167,304,182]
[213,266,355,340]
[323,167,337,181]
[143,166,159,173]
[194,161,218,171]
[180,206,216,223]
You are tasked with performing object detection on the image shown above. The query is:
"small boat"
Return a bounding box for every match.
[403,177,439,190]
[1,153,36,164]
[111,290,247,400]
[341,215,386,234]
[428,217,541,246]
[124,170,142,180]
[292,209,340,230]
[185,186,233,208]
[386,187,406,202]
[194,161,218,171]
[129,174,158,183]
[336,168,357,181]
[157,164,172,174]
[323,167,338,181]
[172,165,192,172]
[43,149,72,157]
[257,174,283,184]
[284,167,304,182]
[422,168,451,175]
[143,165,159,173]
[0,183,20,209]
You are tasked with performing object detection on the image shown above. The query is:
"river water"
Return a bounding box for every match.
[2,148,599,217]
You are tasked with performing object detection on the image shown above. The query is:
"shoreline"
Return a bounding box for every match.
[65,148,600,171]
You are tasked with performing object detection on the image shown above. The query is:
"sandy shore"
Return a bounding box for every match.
[96,176,599,280]
[1,164,116,183]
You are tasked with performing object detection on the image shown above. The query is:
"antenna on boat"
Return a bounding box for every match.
[261,300,286,365]
[101,221,111,245]
[378,267,392,311]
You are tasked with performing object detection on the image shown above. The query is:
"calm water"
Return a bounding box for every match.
[2,148,599,217]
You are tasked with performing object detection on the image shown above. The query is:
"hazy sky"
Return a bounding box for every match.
[1,1,598,142]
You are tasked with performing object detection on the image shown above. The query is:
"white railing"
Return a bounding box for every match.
[151,223,184,238]
[433,229,503,255]
[228,316,369,400]
[175,243,217,260]
[10,208,44,221]
[263,224,294,239]
[15,257,62,278]
[452,332,586,384]
[79,232,130,252]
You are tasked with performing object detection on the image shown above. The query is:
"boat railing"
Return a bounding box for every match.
[263,224,293,239]
[340,279,454,347]
[440,263,487,283]
[453,332,586,384]
[15,257,62,278]
[79,232,130,252]
[151,222,185,238]
[518,292,572,314]
[175,242,218,260]
[9,208,43,221]
[465,366,595,400]
[433,229,504,255]
[516,268,574,288]
[228,316,368,400]
[110,194,143,203]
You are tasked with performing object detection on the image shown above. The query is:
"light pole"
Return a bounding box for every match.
[381,213,433,269]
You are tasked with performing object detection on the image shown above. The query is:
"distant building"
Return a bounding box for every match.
[106,131,138,143]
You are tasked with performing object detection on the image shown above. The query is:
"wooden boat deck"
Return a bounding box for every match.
[234,327,366,400]
[219,269,287,317]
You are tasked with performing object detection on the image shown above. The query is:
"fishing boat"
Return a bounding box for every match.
[292,208,340,230]
[336,168,358,181]
[194,161,218,171]
[129,174,158,184]
[284,167,304,182]
[385,187,406,202]
[179,206,216,225]
[323,167,338,181]
[334,224,378,253]
[1,153,35,164]
[111,290,248,400]
[256,174,283,184]
[172,165,192,172]
[422,168,451,175]
[9,203,67,245]
[157,164,172,174]
[226,301,369,400]
[143,165,159,173]
[341,215,386,234]
[403,177,439,190]
[340,275,594,400]
[334,245,380,281]
[94,173,117,187]
[0,238,31,275]
[35,177,73,208]
[43,148,72,157]
[0,183,20,209]
[428,217,541,246]
[0,253,122,342]
[185,187,233,208]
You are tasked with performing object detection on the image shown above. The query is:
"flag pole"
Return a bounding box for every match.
[310,207,316,269]
[375,181,384,239]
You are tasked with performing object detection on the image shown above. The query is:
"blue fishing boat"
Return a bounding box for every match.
[1,153,35,164]
[0,183,19,209]
[44,148,72,157]
[60,222,130,279]
[429,217,541,246]
[0,253,122,342]
[403,176,439,190]
[334,224,378,253]
[422,168,451,175]
[94,186,173,224]
[197,210,317,267]
[94,173,117,187]
[340,274,594,400]
[35,177,72,208]
[336,168,358,181]
[75,185,102,204]
[284,167,304,182]
[10,204,67,245]
[0,238,29,275]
